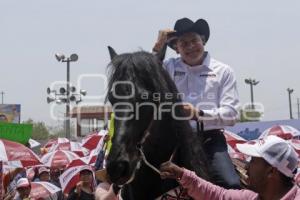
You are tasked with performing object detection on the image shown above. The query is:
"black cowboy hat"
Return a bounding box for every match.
[167,18,210,50]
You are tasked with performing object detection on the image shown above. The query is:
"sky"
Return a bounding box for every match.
[1,0,300,126]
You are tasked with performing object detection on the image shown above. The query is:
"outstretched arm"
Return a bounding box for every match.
[160,161,257,200]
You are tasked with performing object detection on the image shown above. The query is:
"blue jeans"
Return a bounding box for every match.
[202,129,241,189]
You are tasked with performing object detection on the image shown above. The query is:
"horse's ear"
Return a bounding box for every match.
[155,43,167,62]
[108,46,118,60]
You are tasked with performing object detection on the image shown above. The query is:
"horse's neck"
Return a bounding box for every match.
[145,118,179,163]
[121,118,180,200]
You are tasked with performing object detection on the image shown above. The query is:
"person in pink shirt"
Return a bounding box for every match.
[95,182,121,200]
[160,135,300,200]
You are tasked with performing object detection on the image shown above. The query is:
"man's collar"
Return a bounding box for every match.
[202,52,212,70]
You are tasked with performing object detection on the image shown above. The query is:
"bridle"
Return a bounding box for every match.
[113,95,204,189]
[136,117,204,178]
[136,119,178,175]
[117,117,178,188]
[116,104,204,188]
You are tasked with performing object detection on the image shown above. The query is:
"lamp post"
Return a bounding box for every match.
[0,91,4,104]
[297,98,300,119]
[51,53,79,139]
[287,88,294,119]
[245,78,259,109]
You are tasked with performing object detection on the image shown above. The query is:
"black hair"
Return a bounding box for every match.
[80,169,93,175]
[278,172,294,187]
[263,159,294,187]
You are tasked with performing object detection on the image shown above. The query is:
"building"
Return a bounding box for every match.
[70,105,112,137]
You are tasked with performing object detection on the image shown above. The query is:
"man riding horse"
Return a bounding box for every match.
[153,17,241,189]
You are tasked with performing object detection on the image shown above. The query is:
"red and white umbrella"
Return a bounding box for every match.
[66,157,90,169]
[43,137,70,149]
[85,134,107,165]
[48,141,89,157]
[288,139,300,156]
[41,150,80,169]
[259,125,300,140]
[0,139,41,167]
[59,165,95,194]
[223,130,247,150]
[81,130,108,151]
[30,181,61,200]
[28,138,41,148]
[227,144,246,161]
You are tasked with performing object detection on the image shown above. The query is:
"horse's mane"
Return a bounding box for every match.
[106,51,179,102]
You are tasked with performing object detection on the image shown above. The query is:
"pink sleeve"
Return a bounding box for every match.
[95,182,119,200]
[179,169,258,200]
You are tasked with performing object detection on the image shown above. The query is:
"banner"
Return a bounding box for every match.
[0,122,32,144]
[0,104,21,123]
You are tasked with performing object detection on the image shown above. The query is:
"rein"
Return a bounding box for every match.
[136,107,203,176]
[117,100,191,188]
[117,119,200,188]
[136,119,178,175]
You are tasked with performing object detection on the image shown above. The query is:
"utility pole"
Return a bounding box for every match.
[0,91,4,104]
[297,98,300,119]
[244,78,259,109]
[287,88,294,119]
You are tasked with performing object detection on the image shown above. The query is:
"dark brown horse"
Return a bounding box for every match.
[105,47,210,199]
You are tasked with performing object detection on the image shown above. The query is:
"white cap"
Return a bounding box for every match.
[237,135,299,178]
[38,167,50,175]
[16,178,30,188]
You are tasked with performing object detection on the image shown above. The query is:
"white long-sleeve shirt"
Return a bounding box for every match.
[164,52,240,130]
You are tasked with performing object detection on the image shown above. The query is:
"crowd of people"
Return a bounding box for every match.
[1,150,117,200]
[2,134,299,200]
[2,165,92,200]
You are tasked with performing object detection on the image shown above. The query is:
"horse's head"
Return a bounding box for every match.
[105,47,172,185]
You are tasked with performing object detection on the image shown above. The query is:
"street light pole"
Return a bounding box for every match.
[55,53,78,139]
[297,98,300,119]
[0,91,4,104]
[245,78,259,109]
[250,83,254,109]
[287,88,294,119]
[65,58,71,139]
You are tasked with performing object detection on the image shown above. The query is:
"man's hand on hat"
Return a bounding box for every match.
[153,29,175,52]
